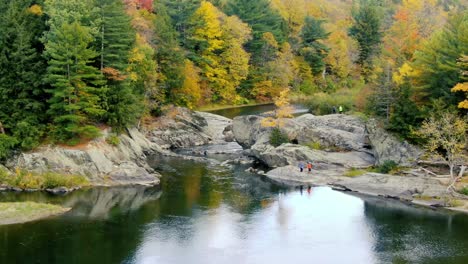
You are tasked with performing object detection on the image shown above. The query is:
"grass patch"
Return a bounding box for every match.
[0,168,89,190]
[414,195,440,201]
[304,141,323,150]
[344,168,368,177]
[0,202,70,225]
[448,199,464,208]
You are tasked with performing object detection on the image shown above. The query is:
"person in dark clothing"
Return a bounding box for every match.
[299,162,304,172]
[332,106,337,114]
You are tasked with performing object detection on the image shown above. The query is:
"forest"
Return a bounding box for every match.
[0,0,466,158]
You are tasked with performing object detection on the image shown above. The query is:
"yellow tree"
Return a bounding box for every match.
[173,60,202,109]
[188,1,225,102]
[452,55,468,109]
[188,1,252,104]
[219,15,252,103]
[261,88,294,127]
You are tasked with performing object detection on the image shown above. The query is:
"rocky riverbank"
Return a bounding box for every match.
[232,113,468,209]
[1,106,466,213]
[0,107,240,193]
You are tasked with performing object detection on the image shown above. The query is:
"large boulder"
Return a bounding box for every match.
[232,115,272,148]
[146,107,234,149]
[147,107,211,149]
[255,143,375,169]
[6,128,161,186]
[294,114,370,152]
[196,111,234,143]
[366,119,422,166]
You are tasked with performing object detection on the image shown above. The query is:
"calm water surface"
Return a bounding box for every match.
[208,103,309,119]
[1,154,468,264]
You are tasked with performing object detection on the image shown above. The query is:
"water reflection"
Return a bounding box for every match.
[132,187,377,264]
[1,154,468,264]
[363,197,468,263]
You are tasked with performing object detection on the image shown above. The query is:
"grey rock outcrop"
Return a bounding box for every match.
[366,119,422,166]
[147,107,211,149]
[266,165,448,200]
[256,144,375,169]
[147,107,234,149]
[6,128,161,186]
[295,114,370,152]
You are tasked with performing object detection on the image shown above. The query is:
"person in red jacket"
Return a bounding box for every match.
[307,162,313,173]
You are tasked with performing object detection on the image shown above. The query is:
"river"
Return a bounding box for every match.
[1,105,468,264]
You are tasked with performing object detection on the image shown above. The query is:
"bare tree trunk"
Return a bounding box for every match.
[459,165,466,177]
[0,121,4,134]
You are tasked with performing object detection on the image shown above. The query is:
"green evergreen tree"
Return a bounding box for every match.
[0,0,47,150]
[411,11,468,106]
[97,0,142,129]
[387,82,422,140]
[349,0,382,69]
[44,21,105,142]
[300,16,330,75]
[159,0,201,44]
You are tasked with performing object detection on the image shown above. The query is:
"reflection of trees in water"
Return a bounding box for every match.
[0,186,163,264]
[62,187,162,219]
[363,197,468,263]
[146,154,285,244]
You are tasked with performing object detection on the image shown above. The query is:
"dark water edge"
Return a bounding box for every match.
[207,103,309,119]
[0,154,468,264]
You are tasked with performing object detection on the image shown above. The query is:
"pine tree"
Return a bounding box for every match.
[44,21,105,142]
[97,0,142,129]
[0,0,47,150]
[349,0,382,71]
[411,12,468,106]
[159,0,201,44]
[299,16,330,75]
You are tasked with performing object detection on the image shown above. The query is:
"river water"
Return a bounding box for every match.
[1,105,468,264]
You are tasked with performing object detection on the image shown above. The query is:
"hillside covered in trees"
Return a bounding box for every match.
[0,0,466,157]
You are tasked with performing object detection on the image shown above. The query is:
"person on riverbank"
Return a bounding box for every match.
[332,106,337,114]
[299,162,304,172]
[307,162,313,173]
[338,105,343,114]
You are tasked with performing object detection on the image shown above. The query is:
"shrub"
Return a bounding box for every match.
[270,127,289,147]
[106,135,120,146]
[375,160,398,174]
[0,134,18,160]
[459,187,468,196]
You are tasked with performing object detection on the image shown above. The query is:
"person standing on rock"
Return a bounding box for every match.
[332,106,337,114]
[307,162,313,173]
[299,162,304,172]
[338,105,343,114]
